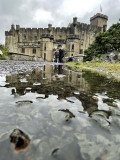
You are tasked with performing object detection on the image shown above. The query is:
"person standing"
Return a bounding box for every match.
[59,48,64,63]
[54,49,59,63]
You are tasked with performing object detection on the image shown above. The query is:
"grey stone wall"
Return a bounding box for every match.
[10,52,44,62]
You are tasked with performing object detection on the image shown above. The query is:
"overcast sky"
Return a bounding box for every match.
[0,0,120,44]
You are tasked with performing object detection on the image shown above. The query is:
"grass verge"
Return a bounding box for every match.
[67,62,120,82]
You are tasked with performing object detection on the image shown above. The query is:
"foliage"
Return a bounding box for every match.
[0,44,12,60]
[84,23,120,61]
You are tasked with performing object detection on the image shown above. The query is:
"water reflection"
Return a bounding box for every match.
[0,62,120,159]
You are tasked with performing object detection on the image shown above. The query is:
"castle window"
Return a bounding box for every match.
[81,40,84,45]
[72,44,74,51]
[80,49,83,54]
[34,36,37,40]
[58,44,62,48]
[34,32,37,42]
[44,53,46,60]
[34,32,37,36]
[44,43,46,51]
[24,32,26,36]
[82,31,84,35]
[93,32,96,37]
[44,65,46,71]
[33,48,36,54]
[22,48,25,53]
[59,31,62,37]
[71,54,73,56]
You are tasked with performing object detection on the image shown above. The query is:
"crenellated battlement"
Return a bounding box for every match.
[90,13,108,21]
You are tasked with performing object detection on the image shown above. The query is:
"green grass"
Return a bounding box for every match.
[67,62,120,82]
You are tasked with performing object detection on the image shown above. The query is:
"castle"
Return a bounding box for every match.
[5,13,108,62]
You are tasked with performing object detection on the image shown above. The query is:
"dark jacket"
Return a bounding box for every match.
[59,49,64,58]
[55,51,59,58]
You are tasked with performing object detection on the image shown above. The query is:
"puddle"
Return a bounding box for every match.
[0,61,120,159]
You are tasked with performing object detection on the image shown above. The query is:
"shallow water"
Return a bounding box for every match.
[0,61,120,160]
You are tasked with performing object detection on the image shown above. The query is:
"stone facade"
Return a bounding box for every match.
[5,13,108,62]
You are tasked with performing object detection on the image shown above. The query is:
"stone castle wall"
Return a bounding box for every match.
[5,13,108,62]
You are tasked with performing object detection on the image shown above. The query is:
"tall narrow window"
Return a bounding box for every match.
[24,32,26,42]
[72,44,74,50]
[82,31,84,35]
[44,53,46,60]
[81,40,84,45]
[80,49,83,54]
[24,32,26,36]
[34,32,37,42]
[44,43,46,51]
[59,31,62,37]
[33,48,36,54]
[34,32,37,36]
[93,32,96,37]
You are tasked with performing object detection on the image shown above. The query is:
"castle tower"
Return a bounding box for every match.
[90,13,108,31]
[5,24,19,53]
[40,32,54,61]
[66,34,80,57]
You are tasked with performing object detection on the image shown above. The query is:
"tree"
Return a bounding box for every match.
[84,23,120,61]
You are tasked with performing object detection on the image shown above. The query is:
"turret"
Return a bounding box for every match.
[11,24,15,31]
[47,24,52,33]
[73,17,77,27]
[16,25,20,31]
[90,13,108,31]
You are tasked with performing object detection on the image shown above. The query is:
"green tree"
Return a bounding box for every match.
[84,23,120,61]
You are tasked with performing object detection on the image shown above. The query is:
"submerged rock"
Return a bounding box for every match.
[92,96,99,101]
[58,109,75,121]
[16,100,33,106]
[90,110,112,119]
[102,98,118,107]
[90,110,111,131]
[51,148,59,156]
[10,129,30,151]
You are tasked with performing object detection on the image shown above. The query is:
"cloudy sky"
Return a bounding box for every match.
[0,0,120,44]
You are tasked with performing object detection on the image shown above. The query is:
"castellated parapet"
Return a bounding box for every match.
[5,13,108,62]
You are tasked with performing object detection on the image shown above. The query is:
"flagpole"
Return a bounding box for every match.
[100,4,102,13]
